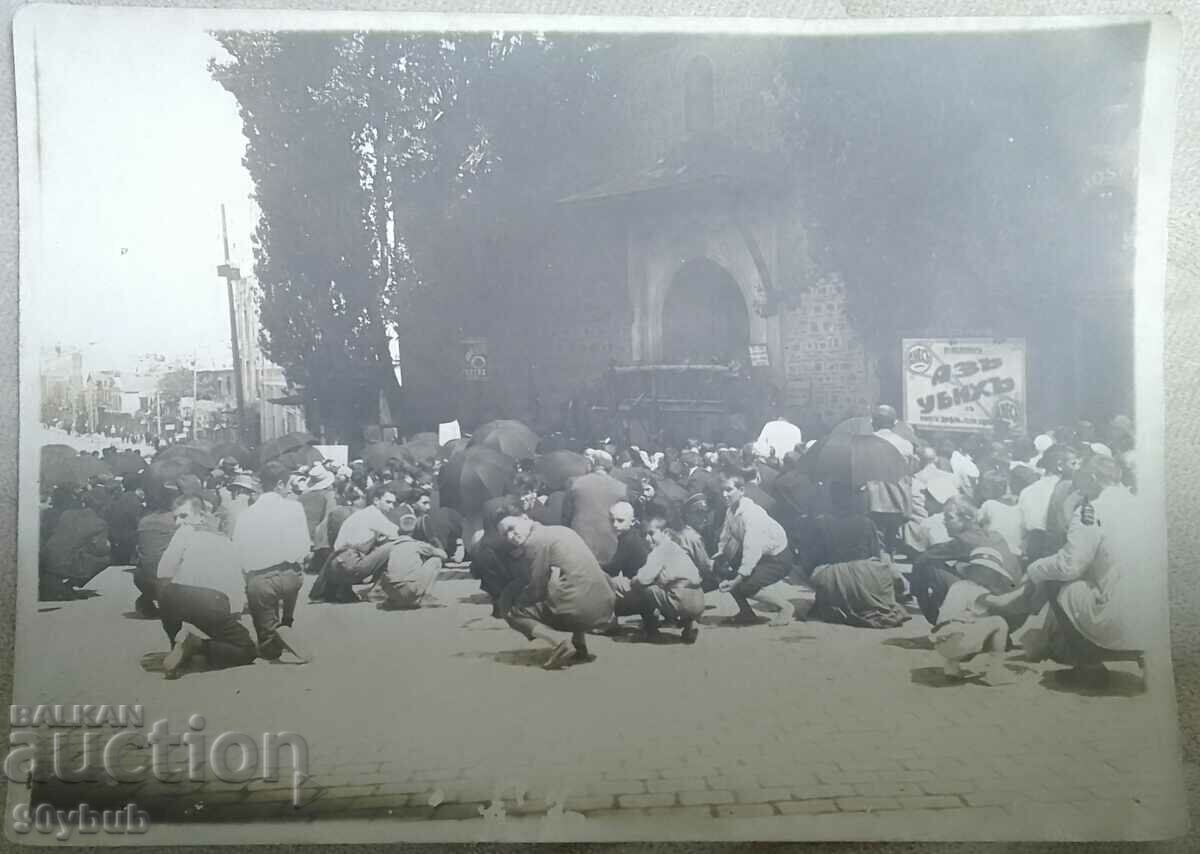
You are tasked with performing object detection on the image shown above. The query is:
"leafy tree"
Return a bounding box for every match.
[211,31,622,440]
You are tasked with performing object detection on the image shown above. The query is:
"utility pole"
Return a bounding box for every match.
[192,348,199,440]
[217,204,248,445]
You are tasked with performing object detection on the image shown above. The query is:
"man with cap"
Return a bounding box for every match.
[378,505,448,610]
[1017,445,1079,561]
[679,493,718,590]
[909,496,1019,626]
[929,546,1020,685]
[218,473,257,538]
[1012,455,1148,681]
[234,461,312,663]
[300,462,338,572]
[562,449,629,565]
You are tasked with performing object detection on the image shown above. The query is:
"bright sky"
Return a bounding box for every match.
[28,12,257,375]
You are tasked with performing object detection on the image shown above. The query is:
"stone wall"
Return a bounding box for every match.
[781,275,878,430]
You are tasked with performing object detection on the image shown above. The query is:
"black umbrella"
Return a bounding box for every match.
[438,446,516,513]
[155,442,218,471]
[277,446,325,470]
[212,441,254,468]
[831,415,919,446]
[398,432,439,464]
[363,441,408,472]
[535,450,590,491]
[438,438,470,463]
[471,420,540,461]
[806,432,910,488]
[41,444,79,462]
[260,431,318,465]
[40,450,111,488]
[108,452,147,477]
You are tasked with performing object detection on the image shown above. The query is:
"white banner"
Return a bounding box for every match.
[438,420,462,446]
[902,338,1027,433]
[315,445,348,467]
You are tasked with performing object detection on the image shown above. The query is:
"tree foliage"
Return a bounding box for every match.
[210,30,622,440]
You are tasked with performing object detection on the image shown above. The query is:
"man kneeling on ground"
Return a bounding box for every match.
[156,496,257,679]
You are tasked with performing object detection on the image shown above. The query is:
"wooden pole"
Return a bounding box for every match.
[218,204,248,445]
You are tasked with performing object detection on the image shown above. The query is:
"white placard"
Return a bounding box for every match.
[902,338,1027,433]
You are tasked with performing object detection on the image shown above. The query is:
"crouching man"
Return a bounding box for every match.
[633,511,706,643]
[380,507,447,610]
[495,500,616,670]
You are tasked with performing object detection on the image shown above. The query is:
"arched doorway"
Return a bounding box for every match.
[661,258,749,364]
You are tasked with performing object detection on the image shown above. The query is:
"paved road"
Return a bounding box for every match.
[16,564,1186,842]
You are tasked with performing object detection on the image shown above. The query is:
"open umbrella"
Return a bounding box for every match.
[831,415,919,446]
[471,419,540,461]
[260,431,318,465]
[363,441,408,472]
[108,452,148,478]
[40,450,111,488]
[212,441,254,468]
[143,456,201,508]
[277,446,325,470]
[438,446,516,513]
[397,432,438,463]
[156,442,218,471]
[806,432,910,488]
[535,450,590,491]
[652,476,691,504]
[41,444,79,462]
[437,437,470,463]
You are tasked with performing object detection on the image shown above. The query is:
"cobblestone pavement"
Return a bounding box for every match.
[15,564,1187,841]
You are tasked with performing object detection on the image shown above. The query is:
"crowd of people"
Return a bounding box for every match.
[37,406,1150,685]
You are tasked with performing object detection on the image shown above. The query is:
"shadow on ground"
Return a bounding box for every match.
[1039,667,1146,698]
[884,635,935,651]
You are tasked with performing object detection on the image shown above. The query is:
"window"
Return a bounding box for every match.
[684,56,714,135]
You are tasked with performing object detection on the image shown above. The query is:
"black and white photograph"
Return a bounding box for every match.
[8,5,1185,843]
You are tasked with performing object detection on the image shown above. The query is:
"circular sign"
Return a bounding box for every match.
[906,344,934,375]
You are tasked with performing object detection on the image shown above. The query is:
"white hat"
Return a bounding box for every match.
[584,448,614,468]
[1090,443,1113,458]
[1034,434,1054,452]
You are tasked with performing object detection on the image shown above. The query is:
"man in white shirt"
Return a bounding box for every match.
[310,485,402,603]
[872,404,915,459]
[754,412,804,460]
[715,475,796,626]
[235,461,312,663]
[157,496,257,680]
[1017,446,1073,560]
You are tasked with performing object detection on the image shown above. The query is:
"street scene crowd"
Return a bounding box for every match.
[36,404,1150,689]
